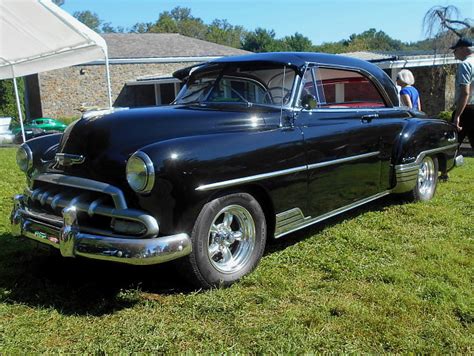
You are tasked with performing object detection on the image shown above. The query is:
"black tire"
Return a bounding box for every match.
[402,155,439,202]
[182,192,267,288]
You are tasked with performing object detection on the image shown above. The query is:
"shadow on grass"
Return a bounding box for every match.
[0,195,398,315]
[0,235,193,316]
[265,194,398,254]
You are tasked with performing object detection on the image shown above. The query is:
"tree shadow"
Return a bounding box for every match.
[0,235,193,317]
[265,194,398,254]
[0,194,398,316]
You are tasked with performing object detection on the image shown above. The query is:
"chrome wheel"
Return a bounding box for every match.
[207,205,256,274]
[417,156,436,198]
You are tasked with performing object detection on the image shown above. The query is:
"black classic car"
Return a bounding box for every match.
[11,52,463,288]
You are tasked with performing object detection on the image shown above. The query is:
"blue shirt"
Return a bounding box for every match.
[400,86,420,110]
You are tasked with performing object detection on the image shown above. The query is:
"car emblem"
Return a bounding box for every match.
[55,153,85,166]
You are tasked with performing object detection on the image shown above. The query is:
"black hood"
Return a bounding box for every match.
[55,105,280,184]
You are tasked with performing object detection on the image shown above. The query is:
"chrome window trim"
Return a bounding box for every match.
[196,151,380,191]
[296,62,394,110]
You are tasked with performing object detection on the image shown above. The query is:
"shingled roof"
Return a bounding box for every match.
[102,33,250,59]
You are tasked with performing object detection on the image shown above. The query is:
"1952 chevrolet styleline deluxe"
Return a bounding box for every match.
[11,52,463,288]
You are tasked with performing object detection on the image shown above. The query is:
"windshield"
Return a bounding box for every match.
[174,63,297,107]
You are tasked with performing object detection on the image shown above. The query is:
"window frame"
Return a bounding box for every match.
[296,62,394,111]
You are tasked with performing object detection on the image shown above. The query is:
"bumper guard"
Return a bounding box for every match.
[11,195,192,265]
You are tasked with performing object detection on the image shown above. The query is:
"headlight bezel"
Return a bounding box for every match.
[16,144,33,173]
[126,151,155,194]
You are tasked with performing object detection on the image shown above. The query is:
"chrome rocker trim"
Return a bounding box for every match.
[275,191,391,238]
[11,195,192,265]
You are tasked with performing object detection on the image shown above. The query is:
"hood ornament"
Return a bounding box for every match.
[55,153,85,166]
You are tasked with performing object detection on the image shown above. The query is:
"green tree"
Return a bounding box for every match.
[130,22,154,33]
[0,79,26,124]
[242,28,282,52]
[281,33,314,52]
[206,19,246,48]
[147,7,207,39]
[73,10,102,32]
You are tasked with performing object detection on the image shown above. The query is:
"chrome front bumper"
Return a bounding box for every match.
[11,195,192,265]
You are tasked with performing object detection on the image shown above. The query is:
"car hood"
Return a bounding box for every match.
[54,105,280,184]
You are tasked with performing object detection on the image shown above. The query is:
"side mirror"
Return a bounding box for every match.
[301,94,317,110]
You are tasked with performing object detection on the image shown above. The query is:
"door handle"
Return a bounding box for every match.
[361,113,379,123]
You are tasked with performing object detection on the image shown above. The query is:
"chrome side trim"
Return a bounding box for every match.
[307,151,379,170]
[274,191,391,238]
[392,143,458,194]
[196,151,380,191]
[394,143,458,170]
[275,208,307,237]
[196,165,307,191]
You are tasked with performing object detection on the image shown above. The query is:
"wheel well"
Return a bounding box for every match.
[436,153,447,174]
[207,184,276,239]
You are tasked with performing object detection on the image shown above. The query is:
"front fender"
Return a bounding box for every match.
[134,127,304,234]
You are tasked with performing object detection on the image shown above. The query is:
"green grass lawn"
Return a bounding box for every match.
[0,147,472,353]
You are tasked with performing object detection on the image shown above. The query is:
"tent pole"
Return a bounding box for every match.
[104,51,112,108]
[11,67,26,143]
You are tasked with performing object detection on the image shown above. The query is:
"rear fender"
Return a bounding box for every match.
[391,119,458,193]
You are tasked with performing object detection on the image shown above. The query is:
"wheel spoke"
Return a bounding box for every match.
[223,212,234,229]
[232,230,244,241]
[209,223,219,235]
[208,243,220,259]
[220,246,232,263]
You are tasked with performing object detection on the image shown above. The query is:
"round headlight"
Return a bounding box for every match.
[126,152,155,193]
[16,144,33,173]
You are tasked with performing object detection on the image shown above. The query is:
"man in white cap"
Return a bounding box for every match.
[451,37,473,148]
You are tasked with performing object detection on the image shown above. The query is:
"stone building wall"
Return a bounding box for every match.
[38,62,198,118]
[410,65,456,117]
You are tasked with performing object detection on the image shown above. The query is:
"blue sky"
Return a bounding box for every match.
[62,0,473,45]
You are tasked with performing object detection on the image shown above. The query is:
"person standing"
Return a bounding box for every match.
[396,69,422,111]
[451,37,474,148]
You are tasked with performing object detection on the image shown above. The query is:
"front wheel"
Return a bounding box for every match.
[403,155,439,202]
[182,192,267,288]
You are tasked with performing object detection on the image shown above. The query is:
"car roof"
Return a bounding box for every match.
[173,52,399,106]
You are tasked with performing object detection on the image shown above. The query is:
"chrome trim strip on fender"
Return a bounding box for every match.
[196,151,380,191]
[307,151,379,170]
[196,165,307,191]
[274,191,391,238]
[394,143,459,170]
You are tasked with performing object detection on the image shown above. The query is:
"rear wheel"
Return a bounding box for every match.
[182,192,267,288]
[403,156,439,202]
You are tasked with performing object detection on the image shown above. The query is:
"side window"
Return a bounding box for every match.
[315,67,386,108]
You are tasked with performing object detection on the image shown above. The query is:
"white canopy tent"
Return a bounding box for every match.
[0,0,112,142]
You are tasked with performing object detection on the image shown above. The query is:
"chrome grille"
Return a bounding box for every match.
[23,174,159,238]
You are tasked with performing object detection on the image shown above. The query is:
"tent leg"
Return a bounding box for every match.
[13,77,26,143]
[104,52,113,108]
